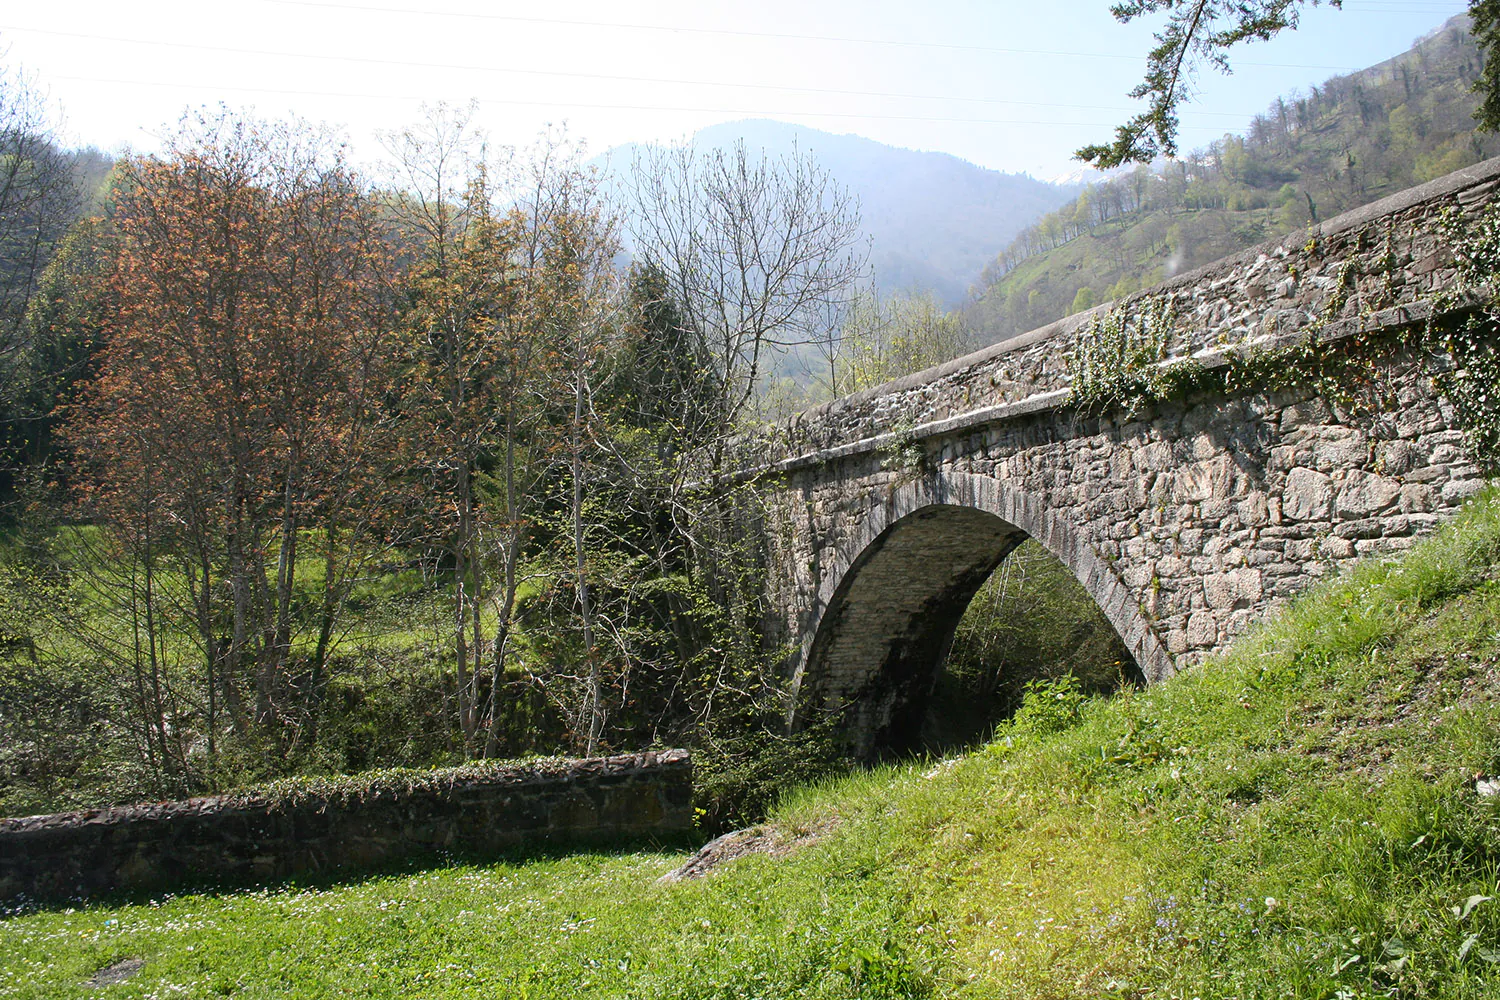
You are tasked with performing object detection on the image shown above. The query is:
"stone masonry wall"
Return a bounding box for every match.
[0,750,691,902]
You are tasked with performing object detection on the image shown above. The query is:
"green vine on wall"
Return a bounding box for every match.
[1435,205,1500,471]
[882,413,928,478]
[1062,292,1351,418]
[1209,256,1374,406]
[1066,300,1184,416]
[1066,207,1500,473]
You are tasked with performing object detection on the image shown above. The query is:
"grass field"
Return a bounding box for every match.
[6,493,1500,998]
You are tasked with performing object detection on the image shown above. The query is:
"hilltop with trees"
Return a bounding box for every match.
[970,15,1500,343]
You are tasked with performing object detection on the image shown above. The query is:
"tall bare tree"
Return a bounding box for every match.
[617,140,864,751]
[387,105,527,757]
[530,164,623,756]
[627,139,864,471]
[388,111,623,757]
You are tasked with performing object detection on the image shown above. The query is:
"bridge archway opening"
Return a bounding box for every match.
[794,500,1146,759]
[920,537,1143,755]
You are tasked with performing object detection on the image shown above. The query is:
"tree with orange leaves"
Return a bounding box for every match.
[61,110,398,771]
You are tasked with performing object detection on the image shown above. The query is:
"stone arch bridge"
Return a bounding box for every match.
[740,158,1500,758]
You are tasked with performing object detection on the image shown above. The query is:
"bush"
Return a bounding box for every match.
[1009,673,1088,735]
[691,711,844,833]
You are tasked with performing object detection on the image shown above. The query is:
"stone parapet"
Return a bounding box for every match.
[729,155,1500,474]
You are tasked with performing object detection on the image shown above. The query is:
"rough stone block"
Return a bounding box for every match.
[1320,536,1356,558]
[1203,568,1263,610]
[1313,429,1369,470]
[1334,518,1384,540]
[1443,477,1489,503]
[1400,483,1435,513]
[1282,467,1333,521]
[1376,440,1416,476]
[1186,611,1218,647]
[1237,491,1270,526]
[1335,470,1402,517]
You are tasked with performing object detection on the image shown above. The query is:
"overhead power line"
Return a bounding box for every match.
[1341,2,1467,8]
[47,72,1239,133]
[255,0,1375,72]
[0,25,1265,119]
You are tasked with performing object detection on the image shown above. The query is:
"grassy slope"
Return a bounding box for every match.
[8,494,1500,998]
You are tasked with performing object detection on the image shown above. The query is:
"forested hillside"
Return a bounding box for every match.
[969,14,1499,343]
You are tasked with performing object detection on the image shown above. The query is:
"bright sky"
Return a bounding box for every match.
[0,0,1473,179]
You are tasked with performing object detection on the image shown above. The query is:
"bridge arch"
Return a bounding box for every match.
[787,469,1173,758]
[766,160,1500,759]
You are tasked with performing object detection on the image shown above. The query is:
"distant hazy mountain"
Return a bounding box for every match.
[597,120,1077,307]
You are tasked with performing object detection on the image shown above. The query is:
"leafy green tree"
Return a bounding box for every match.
[0,216,112,505]
[609,263,721,461]
[0,69,77,367]
[1474,0,1500,130]
[385,110,625,759]
[0,75,102,511]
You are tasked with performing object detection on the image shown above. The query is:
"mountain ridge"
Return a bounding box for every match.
[596,119,1078,307]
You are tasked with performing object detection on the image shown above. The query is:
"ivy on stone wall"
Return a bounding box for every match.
[1438,316,1500,471]
[1066,251,1381,420]
[883,413,928,477]
[1066,206,1500,475]
[1065,301,1183,416]
[1437,205,1500,471]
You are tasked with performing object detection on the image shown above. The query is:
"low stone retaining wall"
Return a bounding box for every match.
[0,750,692,902]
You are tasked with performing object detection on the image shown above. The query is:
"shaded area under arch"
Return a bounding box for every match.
[921,537,1144,755]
